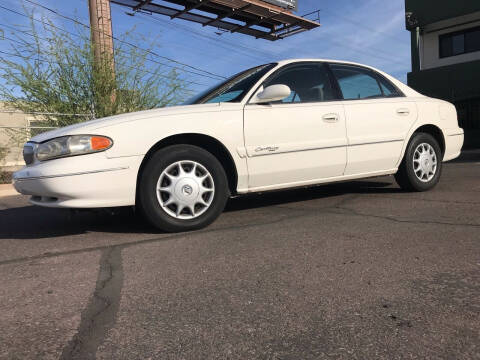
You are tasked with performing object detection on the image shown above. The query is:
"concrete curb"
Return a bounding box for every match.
[0,184,19,198]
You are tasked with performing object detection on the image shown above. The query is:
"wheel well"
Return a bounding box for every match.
[136,133,238,197]
[413,125,445,155]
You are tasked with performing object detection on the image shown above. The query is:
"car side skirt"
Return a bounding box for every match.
[238,168,399,194]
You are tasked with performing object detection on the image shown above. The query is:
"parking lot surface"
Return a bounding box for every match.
[1,154,479,360]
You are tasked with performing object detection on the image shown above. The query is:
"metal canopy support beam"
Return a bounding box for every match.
[169,0,266,26]
[171,0,211,19]
[277,27,306,38]
[110,0,320,41]
[202,4,251,27]
[269,19,300,34]
[230,11,278,33]
[133,0,152,11]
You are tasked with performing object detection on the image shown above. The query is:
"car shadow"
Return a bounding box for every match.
[450,150,480,163]
[225,179,399,212]
[0,179,399,240]
[0,205,150,240]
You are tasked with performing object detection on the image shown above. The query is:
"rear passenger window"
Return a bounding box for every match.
[330,64,401,100]
[380,81,394,97]
[378,76,400,97]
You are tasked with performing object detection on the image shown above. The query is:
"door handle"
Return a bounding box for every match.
[322,113,339,123]
[396,108,410,116]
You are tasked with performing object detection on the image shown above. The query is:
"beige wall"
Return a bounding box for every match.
[420,11,480,70]
[0,103,51,168]
[0,104,28,168]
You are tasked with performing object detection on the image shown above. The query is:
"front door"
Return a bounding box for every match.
[243,62,347,190]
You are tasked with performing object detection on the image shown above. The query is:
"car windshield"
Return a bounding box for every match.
[184,63,277,105]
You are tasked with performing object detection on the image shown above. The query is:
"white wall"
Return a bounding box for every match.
[420,11,480,70]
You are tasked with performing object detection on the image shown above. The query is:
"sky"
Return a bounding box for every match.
[0,0,411,96]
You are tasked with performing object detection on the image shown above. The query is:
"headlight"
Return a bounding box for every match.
[36,135,113,161]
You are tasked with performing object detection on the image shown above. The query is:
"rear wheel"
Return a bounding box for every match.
[395,133,442,192]
[138,145,229,232]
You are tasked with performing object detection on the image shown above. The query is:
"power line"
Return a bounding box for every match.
[134,6,405,67]
[17,1,404,70]
[0,23,32,35]
[0,109,90,116]
[0,49,208,87]
[322,8,405,43]
[0,24,213,87]
[2,1,408,76]
[0,2,226,81]
[0,21,218,84]
[23,0,226,80]
[319,37,407,66]
[133,12,273,62]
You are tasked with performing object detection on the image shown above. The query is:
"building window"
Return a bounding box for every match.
[439,26,480,58]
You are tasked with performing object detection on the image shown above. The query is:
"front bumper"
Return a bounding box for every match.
[13,153,143,208]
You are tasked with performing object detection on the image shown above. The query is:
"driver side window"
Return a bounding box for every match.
[263,63,337,104]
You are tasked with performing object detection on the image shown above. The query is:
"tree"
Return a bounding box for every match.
[0,4,192,127]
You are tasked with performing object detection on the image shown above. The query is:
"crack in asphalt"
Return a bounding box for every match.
[2,190,479,359]
[59,247,124,360]
[331,206,480,228]
[1,192,478,269]
[269,195,480,228]
[372,196,480,206]
[19,207,326,360]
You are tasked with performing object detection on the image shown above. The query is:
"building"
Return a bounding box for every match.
[405,0,480,148]
[0,103,51,170]
[0,103,30,170]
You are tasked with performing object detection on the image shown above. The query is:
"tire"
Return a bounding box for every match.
[395,132,442,192]
[138,144,229,232]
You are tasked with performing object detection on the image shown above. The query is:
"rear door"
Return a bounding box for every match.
[328,63,418,175]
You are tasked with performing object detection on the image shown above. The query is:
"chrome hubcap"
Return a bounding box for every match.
[413,143,437,182]
[156,161,215,219]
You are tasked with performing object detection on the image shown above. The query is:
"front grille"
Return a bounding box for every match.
[23,144,35,165]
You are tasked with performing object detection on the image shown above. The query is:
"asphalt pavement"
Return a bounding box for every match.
[1,153,479,360]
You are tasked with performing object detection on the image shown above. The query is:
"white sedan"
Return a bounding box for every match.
[13,59,464,232]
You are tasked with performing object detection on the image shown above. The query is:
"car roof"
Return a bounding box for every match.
[276,58,378,70]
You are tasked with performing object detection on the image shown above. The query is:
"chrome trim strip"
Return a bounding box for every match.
[447,133,464,137]
[349,139,404,147]
[14,167,128,181]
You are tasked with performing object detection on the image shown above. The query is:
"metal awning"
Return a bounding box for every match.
[110,0,320,40]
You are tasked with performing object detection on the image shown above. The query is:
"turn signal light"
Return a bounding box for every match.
[91,136,113,150]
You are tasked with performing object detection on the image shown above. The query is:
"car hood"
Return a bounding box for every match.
[30,103,240,143]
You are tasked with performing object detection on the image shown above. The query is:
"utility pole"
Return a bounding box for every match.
[88,0,115,76]
[88,0,116,107]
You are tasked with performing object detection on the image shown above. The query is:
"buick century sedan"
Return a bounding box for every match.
[14,59,464,232]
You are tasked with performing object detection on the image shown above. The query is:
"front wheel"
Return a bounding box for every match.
[395,133,443,192]
[138,145,229,232]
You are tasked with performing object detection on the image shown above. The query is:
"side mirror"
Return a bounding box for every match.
[251,84,291,104]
